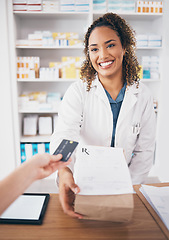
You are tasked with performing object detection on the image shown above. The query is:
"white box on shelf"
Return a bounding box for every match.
[136,35,148,47]
[38,116,53,135]
[23,115,38,136]
[27,5,42,11]
[60,0,75,4]
[25,144,33,160]
[75,0,89,4]
[60,5,75,11]
[37,143,46,154]
[27,0,42,4]
[148,35,162,47]
[13,0,27,4]
[75,4,89,12]
[13,4,27,11]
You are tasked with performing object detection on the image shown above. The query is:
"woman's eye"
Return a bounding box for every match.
[91,48,98,52]
[107,44,114,48]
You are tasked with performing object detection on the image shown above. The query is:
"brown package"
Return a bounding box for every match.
[74,194,134,222]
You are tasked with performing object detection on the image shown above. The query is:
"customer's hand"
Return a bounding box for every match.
[27,153,71,180]
[58,167,82,219]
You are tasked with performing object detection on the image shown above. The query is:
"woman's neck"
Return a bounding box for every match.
[99,75,124,101]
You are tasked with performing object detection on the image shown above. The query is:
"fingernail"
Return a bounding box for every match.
[74,187,78,194]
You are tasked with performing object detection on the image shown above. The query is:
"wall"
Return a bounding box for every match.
[154,0,169,182]
[0,0,16,179]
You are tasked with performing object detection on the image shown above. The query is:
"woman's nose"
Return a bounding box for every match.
[99,47,109,60]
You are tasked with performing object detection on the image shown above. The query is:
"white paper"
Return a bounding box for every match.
[140,185,169,230]
[0,195,45,220]
[74,145,133,195]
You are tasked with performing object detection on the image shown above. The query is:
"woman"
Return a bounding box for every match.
[50,13,156,218]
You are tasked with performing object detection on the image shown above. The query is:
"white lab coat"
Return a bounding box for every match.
[50,76,156,184]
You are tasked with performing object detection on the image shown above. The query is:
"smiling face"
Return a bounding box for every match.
[88,26,125,83]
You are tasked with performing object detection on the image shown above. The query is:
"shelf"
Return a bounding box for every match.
[10,1,163,166]
[16,45,84,49]
[141,79,160,82]
[14,11,163,20]
[19,109,59,113]
[13,11,89,20]
[21,135,51,143]
[136,47,162,50]
[17,78,159,83]
[17,78,78,82]
[16,46,162,50]
[16,46,161,50]
[93,12,163,20]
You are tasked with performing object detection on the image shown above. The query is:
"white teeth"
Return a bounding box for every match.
[99,61,113,67]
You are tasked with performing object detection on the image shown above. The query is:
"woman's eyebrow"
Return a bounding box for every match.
[89,43,97,47]
[89,39,116,48]
[105,39,116,44]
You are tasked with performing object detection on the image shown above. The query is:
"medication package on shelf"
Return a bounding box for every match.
[49,56,85,79]
[40,67,59,81]
[17,56,40,79]
[108,0,135,13]
[142,56,160,79]
[42,0,60,12]
[17,55,84,80]
[38,116,53,135]
[136,34,162,48]
[13,0,42,12]
[18,91,62,112]
[61,56,84,79]
[60,0,90,12]
[136,1,163,13]
[75,1,90,12]
[93,0,106,13]
[52,32,83,47]
[23,114,56,136]
[16,31,83,48]
[23,115,38,136]
[20,142,50,163]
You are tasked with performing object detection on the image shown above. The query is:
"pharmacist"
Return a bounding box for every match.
[50,13,156,218]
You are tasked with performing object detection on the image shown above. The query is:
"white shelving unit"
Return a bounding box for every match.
[7,0,163,166]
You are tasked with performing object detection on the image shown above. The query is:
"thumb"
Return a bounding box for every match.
[69,182,80,194]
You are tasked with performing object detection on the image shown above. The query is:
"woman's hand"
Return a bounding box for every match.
[58,167,83,219]
[27,153,71,180]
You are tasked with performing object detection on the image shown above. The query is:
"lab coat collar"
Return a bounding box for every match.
[91,75,139,99]
[116,83,139,130]
[91,76,111,107]
[91,75,139,130]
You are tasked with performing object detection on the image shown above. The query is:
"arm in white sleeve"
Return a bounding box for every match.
[50,81,84,174]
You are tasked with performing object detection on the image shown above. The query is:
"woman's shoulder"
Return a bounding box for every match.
[138,81,153,97]
[64,79,85,94]
[68,78,98,94]
[129,81,153,98]
[62,79,89,102]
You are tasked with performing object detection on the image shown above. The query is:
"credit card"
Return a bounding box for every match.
[53,139,79,162]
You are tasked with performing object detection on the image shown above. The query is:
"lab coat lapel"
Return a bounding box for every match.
[116,84,138,129]
[92,77,111,109]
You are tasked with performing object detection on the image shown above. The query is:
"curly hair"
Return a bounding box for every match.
[80,12,140,91]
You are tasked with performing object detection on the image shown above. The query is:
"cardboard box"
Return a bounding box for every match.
[75,193,134,222]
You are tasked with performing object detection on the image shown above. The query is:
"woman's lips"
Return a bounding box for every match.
[99,60,114,68]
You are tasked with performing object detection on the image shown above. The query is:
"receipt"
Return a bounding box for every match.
[74,145,133,195]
